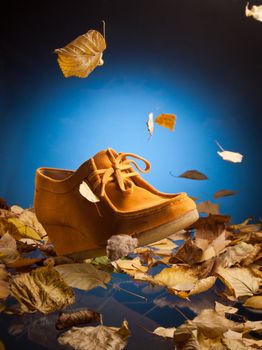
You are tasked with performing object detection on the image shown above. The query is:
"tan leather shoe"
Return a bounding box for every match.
[34,148,198,258]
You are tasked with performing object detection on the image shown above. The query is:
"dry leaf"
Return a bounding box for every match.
[106,234,138,261]
[152,326,176,338]
[112,257,148,277]
[197,201,220,215]
[174,322,200,350]
[55,263,111,291]
[58,319,131,350]
[146,112,154,137]
[79,181,100,203]
[155,113,176,131]
[242,244,261,266]
[55,29,106,78]
[196,230,230,262]
[215,302,238,315]
[216,141,243,163]
[56,309,101,330]
[178,170,208,180]
[193,214,231,241]
[216,266,261,298]
[243,296,262,310]
[0,265,9,300]
[188,276,216,296]
[214,190,237,199]
[6,257,43,268]
[246,3,262,22]
[0,233,19,264]
[220,242,257,268]
[7,218,41,240]
[10,266,74,313]
[171,238,203,265]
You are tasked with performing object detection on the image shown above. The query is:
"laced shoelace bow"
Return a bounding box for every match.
[89,150,151,197]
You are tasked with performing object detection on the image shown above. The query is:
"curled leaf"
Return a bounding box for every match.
[178,170,208,180]
[56,309,101,330]
[155,113,176,131]
[213,189,237,199]
[79,181,100,203]
[10,266,74,313]
[55,29,106,78]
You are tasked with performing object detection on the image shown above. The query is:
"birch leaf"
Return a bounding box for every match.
[243,296,262,310]
[79,181,100,203]
[216,141,243,163]
[178,170,208,180]
[214,190,237,199]
[10,266,74,313]
[58,320,131,350]
[245,3,262,22]
[146,112,154,138]
[155,113,176,131]
[216,266,261,298]
[55,263,111,291]
[197,201,220,215]
[55,29,106,78]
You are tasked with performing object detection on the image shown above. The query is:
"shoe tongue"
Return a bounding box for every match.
[93,149,118,169]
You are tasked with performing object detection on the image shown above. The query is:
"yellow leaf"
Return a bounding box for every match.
[7,218,41,240]
[146,112,154,137]
[155,113,176,131]
[112,257,148,277]
[54,29,106,78]
[55,263,111,291]
[10,266,74,313]
[246,3,262,22]
[58,320,131,350]
[79,181,100,203]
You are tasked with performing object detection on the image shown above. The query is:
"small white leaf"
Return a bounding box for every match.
[146,112,154,138]
[79,181,100,203]
[246,3,262,22]
[215,141,243,163]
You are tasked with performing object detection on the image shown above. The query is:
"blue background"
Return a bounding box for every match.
[0,0,261,223]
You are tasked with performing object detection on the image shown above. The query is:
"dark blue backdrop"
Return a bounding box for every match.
[1,0,261,223]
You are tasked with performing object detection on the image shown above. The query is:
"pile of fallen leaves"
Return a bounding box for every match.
[0,198,261,349]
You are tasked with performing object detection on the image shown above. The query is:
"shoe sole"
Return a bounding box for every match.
[66,208,199,261]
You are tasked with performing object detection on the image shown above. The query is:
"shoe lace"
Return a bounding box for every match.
[90,150,151,197]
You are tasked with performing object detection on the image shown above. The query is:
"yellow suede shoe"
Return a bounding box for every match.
[34,148,198,258]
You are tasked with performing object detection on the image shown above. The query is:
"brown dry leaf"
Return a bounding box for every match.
[216,141,243,163]
[193,214,231,241]
[58,319,131,350]
[146,112,154,138]
[222,338,253,350]
[10,265,74,313]
[155,113,176,131]
[197,332,227,350]
[243,296,262,310]
[215,302,238,315]
[188,276,217,296]
[216,266,261,298]
[79,181,100,203]
[112,257,148,277]
[197,201,220,215]
[55,263,111,291]
[220,242,257,268]
[56,309,101,330]
[6,257,43,269]
[171,239,203,265]
[152,326,176,338]
[0,265,9,300]
[213,190,237,199]
[241,244,261,267]
[174,322,200,350]
[0,233,19,264]
[178,170,208,180]
[246,3,262,22]
[54,29,106,78]
[196,230,230,262]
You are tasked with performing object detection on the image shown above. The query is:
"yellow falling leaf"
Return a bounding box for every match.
[155,113,176,131]
[246,3,262,22]
[55,29,106,78]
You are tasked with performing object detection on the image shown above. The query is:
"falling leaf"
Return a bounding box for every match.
[106,234,138,261]
[178,170,208,180]
[152,326,176,338]
[155,113,176,131]
[56,309,101,330]
[146,112,154,138]
[55,263,111,291]
[213,190,237,199]
[197,201,220,215]
[10,266,74,313]
[216,266,261,298]
[79,181,100,203]
[243,296,262,310]
[58,320,131,350]
[54,29,106,78]
[0,266,9,300]
[245,3,262,22]
[220,242,257,268]
[216,141,243,163]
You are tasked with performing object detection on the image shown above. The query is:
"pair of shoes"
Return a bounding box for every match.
[34,148,198,258]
